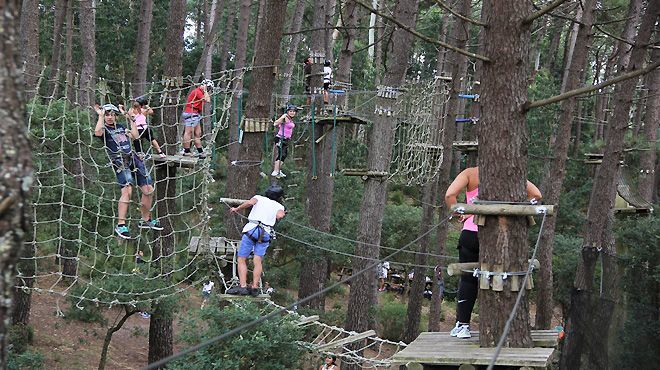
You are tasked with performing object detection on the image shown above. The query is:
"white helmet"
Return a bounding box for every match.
[201,79,214,89]
[102,103,120,113]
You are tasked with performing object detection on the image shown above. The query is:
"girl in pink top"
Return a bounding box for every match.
[271,104,297,178]
[445,167,541,339]
[125,99,165,159]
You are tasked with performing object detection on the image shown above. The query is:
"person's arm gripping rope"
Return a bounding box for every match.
[229,197,258,214]
[93,105,105,137]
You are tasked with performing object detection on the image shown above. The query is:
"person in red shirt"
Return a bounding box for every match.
[181,79,212,157]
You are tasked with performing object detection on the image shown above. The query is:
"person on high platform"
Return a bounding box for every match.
[444,166,541,339]
[181,79,213,158]
[271,104,297,178]
[227,185,286,296]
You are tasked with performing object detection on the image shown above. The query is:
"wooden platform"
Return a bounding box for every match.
[218,293,271,301]
[393,330,558,369]
[453,141,479,152]
[188,236,236,255]
[313,114,368,125]
[152,154,200,168]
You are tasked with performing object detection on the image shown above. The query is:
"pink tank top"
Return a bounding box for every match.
[135,113,148,129]
[276,117,295,139]
[463,187,479,232]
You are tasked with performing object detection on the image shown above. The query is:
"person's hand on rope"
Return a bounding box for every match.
[229,207,239,213]
[93,104,104,117]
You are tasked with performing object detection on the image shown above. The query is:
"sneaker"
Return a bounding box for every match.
[196,151,206,159]
[271,170,279,177]
[180,149,193,157]
[277,170,286,178]
[450,322,462,337]
[456,325,471,339]
[158,152,167,158]
[226,286,249,296]
[115,225,131,239]
[138,219,163,230]
[249,287,261,297]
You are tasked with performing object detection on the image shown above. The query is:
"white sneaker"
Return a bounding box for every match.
[450,322,462,337]
[271,170,279,177]
[456,325,471,339]
[277,170,286,178]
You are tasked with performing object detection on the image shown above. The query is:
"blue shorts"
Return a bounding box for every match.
[182,112,201,127]
[114,159,152,188]
[237,226,271,257]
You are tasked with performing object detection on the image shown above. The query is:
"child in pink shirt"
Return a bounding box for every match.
[271,104,297,178]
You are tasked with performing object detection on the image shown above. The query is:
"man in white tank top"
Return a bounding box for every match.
[227,185,286,296]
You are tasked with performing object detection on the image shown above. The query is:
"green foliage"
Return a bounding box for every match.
[551,233,581,310]
[319,303,347,327]
[376,295,407,341]
[612,216,660,369]
[8,324,34,354]
[7,350,44,370]
[173,303,305,369]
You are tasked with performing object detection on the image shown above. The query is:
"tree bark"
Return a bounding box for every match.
[325,0,338,62]
[477,0,533,348]
[561,0,655,368]
[279,0,307,98]
[545,16,566,76]
[49,0,69,98]
[193,0,225,81]
[534,0,596,330]
[343,1,418,368]
[78,0,97,108]
[638,47,659,202]
[98,307,137,370]
[373,0,384,87]
[593,46,617,143]
[132,0,155,97]
[218,0,237,73]
[21,0,40,101]
[147,0,187,365]
[0,0,30,363]
[64,0,75,102]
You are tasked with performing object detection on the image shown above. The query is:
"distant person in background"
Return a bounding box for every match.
[181,79,213,158]
[201,280,214,309]
[271,105,296,178]
[377,261,390,292]
[445,166,541,339]
[323,60,332,104]
[319,354,339,370]
[264,281,275,295]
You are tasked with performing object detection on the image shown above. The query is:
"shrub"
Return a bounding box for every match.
[8,324,34,354]
[376,296,407,341]
[7,350,44,370]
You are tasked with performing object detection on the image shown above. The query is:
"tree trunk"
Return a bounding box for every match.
[78,0,97,108]
[343,1,418,368]
[561,0,654,368]
[193,0,225,81]
[325,0,337,62]
[593,46,617,143]
[98,307,136,370]
[21,0,40,101]
[218,0,237,73]
[49,0,69,98]
[132,0,154,97]
[534,0,596,330]
[64,0,75,102]
[477,0,533,348]
[638,47,659,202]
[225,0,254,241]
[545,17,566,76]
[279,0,307,98]
[0,0,30,363]
[147,0,187,365]
[373,0,384,87]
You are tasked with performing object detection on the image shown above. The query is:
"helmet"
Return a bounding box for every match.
[285,104,297,112]
[102,103,120,113]
[201,79,214,89]
[265,184,284,201]
[324,60,331,67]
[135,95,148,106]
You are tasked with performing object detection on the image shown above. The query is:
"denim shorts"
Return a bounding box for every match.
[237,226,271,257]
[182,112,201,127]
[114,160,152,188]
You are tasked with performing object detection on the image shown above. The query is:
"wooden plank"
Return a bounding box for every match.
[452,203,555,216]
[219,197,249,206]
[392,346,555,368]
[218,294,271,301]
[341,169,389,178]
[479,263,490,290]
[447,259,540,276]
[314,329,377,351]
[188,236,235,255]
[315,127,334,144]
[296,315,320,326]
[492,265,504,291]
[152,154,199,168]
[412,331,558,348]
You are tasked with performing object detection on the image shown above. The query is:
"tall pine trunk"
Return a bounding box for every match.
[132,0,154,97]
[478,0,532,347]
[218,0,237,73]
[21,0,40,101]
[78,0,96,108]
[343,1,418,368]
[49,0,69,98]
[64,1,75,102]
[561,1,655,367]
[638,47,659,203]
[279,0,307,98]
[534,0,596,330]
[147,0,187,365]
[0,0,31,362]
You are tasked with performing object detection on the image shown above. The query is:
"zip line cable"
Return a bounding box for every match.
[141,213,452,370]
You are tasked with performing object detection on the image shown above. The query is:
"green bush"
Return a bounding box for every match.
[7,350,44,370]
[376,296,407,341]
[65,304,107,325]
[8,324,34,354]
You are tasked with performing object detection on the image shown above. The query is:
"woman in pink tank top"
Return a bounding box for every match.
[270,104,297,178]
[444,167,541,339]
[126,100,165,159]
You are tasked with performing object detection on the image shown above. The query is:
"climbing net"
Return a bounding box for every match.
[391,77,450,185]
[19,63,243,311]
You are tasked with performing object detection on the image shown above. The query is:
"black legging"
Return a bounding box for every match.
[456,230,479,324]
[273,136,289,161]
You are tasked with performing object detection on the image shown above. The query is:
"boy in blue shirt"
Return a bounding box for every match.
[94,104,163,239]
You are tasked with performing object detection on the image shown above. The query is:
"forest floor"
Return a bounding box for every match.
[26,275,560,369]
